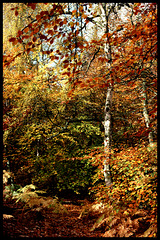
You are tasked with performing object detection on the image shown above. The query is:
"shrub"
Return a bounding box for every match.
[89,144,157,214]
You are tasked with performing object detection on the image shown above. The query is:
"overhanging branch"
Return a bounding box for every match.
[45,118,100,141]
[86,47,100,73]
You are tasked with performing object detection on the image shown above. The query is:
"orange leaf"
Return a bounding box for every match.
[12,39,18,46]
[72,9,77,14]
[63,19,67,25]
[33,28,40,34]
[54,25,57,31]
[36,15,41,21]
[24,27,29,33]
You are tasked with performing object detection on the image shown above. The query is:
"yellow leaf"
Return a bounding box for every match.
[69,22,74,28]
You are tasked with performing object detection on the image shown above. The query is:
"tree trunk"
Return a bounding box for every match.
[142,79,154,144]
[99,3,113,186]
[37,139,40,158]
[103,84,113,186]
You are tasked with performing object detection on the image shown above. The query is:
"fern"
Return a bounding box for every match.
[18,184,36,193]
[12,184,68,214]
[13,184,46,203]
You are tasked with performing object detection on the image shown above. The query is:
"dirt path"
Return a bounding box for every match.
[3,199,103,238]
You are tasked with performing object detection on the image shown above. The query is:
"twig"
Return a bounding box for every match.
[86,47,100,73]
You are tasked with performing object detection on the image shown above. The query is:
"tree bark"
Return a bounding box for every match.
[103,84,113,186]
[142,78,154,144]
[99,3,113,186]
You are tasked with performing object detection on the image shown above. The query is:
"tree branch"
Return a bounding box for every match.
[86,47,100,73]
[45,118,100,141]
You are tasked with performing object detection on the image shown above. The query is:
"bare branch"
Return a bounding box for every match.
[86,47,100,73]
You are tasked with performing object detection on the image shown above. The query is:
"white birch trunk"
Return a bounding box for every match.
[142,79,154,144]
[103,85,113,186]
[99,3,113,186]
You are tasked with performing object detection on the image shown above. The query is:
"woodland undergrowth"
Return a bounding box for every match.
[3,143,157,237]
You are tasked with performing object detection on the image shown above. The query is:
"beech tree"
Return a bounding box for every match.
[3,3,157,187]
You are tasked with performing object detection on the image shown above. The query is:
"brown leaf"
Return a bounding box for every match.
[26,48,31,54]
[48,30,54,35]
[63,60,69,64]
[33,36,37,42]
[54,25,57,31]
[109,216,120,227]
[9,37,17,43]
[118,224,126,237]
[116,77,121,83]
[103,228,116,237]
[15,10,18,16]
[36,15,41,21]
[132,218,139,229]
[28,3,36,10]
[59,21,63,27]
[12,39,18,46]
[126,217,132,226]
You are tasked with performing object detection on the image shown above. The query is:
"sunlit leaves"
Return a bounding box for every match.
[3,2,157,211]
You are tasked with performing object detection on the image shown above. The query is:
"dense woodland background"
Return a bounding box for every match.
[3,3,157,237]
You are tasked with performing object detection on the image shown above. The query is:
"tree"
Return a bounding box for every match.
[3,3,157,188]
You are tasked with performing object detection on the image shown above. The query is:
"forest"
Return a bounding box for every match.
[3,3,157,237]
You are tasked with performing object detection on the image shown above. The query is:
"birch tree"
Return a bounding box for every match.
[4,2,157,187]
[98,3,114,187]
[97,3,130,186]
[142,77,154,145]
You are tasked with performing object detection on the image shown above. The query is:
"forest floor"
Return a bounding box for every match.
[3,196,104,238]
[3,194,157,238]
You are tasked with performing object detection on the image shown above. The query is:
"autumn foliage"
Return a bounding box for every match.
[3,3,157,237]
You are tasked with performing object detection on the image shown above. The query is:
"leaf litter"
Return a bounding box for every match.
[3,195,157,238]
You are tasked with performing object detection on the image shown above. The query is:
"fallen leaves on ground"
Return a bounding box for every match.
[3,197,102,238]
[3,196,157,238]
